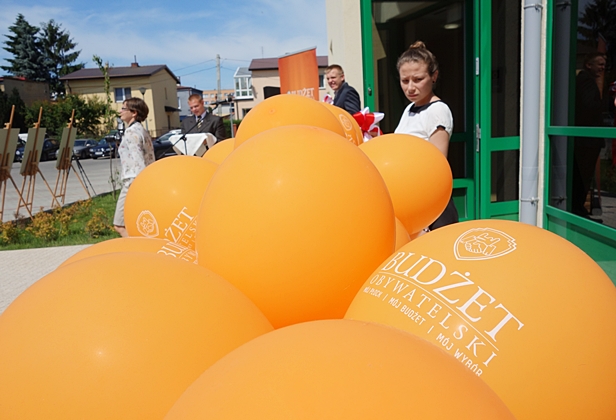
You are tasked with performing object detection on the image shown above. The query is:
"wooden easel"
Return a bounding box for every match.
[0,106,31,222]
[52,110,91,206]
[16,107,61,216]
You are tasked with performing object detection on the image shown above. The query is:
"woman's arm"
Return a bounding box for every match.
[429,127,450,157]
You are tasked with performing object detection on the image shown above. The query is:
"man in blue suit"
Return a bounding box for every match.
[325,64,361,115]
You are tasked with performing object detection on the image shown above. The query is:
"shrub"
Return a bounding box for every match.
[0,221,19,245]
[26,209,59,241]
[85,208,112,238]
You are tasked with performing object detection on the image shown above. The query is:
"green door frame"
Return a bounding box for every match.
[475,0,521,220]
[360,0,375,111]
[360,0,477,221]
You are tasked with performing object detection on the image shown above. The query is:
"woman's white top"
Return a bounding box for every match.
[394,100,453,140]
[118,121,155,183]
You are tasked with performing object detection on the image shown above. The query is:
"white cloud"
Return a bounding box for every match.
[0,0,327,89]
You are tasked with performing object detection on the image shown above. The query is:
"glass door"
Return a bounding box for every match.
[475,0,522,220]
[365,0,476,221]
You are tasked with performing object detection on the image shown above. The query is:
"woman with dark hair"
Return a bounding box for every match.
[394,40,458,232]
[113,97,155,237]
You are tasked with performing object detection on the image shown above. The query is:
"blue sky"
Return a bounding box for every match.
[0,0,328,90]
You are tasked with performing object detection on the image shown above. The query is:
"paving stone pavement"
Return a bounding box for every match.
[0,244,91,315]
[1,159,116,314]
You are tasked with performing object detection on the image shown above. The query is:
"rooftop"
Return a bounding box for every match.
[60,64,180,84]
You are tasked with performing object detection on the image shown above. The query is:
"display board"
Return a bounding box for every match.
[55,125,77,170]
[0,128,19,179]
[19,127,47,176]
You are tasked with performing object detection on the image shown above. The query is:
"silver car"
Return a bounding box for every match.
[56,139,98,160]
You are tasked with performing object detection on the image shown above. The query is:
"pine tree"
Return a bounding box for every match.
[39,19,84,98]
[2,15,85,99]
[1,14,49,82]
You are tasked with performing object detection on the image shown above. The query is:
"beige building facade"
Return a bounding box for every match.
[61,63,180,137]
[325,1,365,107]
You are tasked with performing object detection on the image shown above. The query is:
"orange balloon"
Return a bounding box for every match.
[359,133,452,235]
[0,253,273,420]
[124,155,218,250]
[233,94,347,149]
[165,319,514,419]
[394,217,411,250]
[321,102,364,145]
[345,220,616,420]
[409,229,425,241]
[59,237,198,267]
[197,125,395,328]
[203,138,234,164]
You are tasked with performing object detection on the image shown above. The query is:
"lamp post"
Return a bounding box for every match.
[138,87,149,133]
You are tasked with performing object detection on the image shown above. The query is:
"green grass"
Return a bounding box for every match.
[0,192,121,251]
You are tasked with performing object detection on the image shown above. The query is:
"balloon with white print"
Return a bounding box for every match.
[345,219,616,420]
[125,155,218,250]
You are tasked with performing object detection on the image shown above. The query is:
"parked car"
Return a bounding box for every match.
[55,138,98,160]
[89,139,118,159]
[15,139,59,162]
[103,129,120,142]
[13,138,26,162]
[152,130,181,160]
[76,139,98,159]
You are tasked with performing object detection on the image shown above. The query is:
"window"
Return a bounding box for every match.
[548,0,616,229]
[235,76,253,99]
[115,87,131,102]
[319,74,325,88]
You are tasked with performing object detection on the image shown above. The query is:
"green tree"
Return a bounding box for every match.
[92,55,116,134]
[2,15,84,99]
[93,55,121,196]
[578,0,616,46]
[24,94,107,138]
[1,14,48,82]
[578,0,616,89]
[0,88,27,131]
[39,20,84,98]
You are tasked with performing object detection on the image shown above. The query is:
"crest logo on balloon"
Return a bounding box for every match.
[338,114,353,131]
[137,210,159,237]
[454,228,517,261]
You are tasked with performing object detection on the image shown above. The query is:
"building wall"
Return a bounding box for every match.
[177,90,191,119]
[202,88,235,117]
[148,71,180,136]
[202,88,234,106]
[0,78,50,106]
[325,0,365,106]
[235,70,328,118]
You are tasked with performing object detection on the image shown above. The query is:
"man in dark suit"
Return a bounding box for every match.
[181,94,227,144]
[325,64,361,115]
